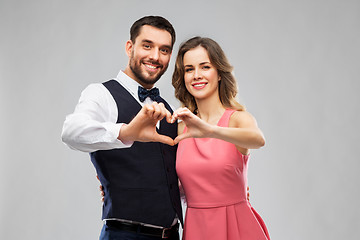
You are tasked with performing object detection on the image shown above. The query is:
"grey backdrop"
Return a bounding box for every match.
[1,0,359,239]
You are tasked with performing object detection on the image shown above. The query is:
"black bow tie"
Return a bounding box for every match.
[138,86,160,102]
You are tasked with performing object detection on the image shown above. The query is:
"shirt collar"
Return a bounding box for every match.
[115,70,141,97]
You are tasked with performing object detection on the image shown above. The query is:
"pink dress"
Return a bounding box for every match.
[176,109,270,240]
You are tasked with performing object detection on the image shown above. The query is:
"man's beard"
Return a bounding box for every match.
[129,55,168,86]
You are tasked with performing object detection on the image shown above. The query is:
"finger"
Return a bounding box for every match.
[172,107,182,117]
[171,111,179,122]
[157,102,167,121]
[144,104,155,118]
[176,108,192,118]
[151,102,162,119]
[165,109,174,123]
[155,103,172,123]
[141,104,151,114]
[173,107,187,115]
[172,107,188,122]
[153,133,175,146]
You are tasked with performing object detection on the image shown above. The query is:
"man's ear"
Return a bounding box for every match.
[125,40,133,57]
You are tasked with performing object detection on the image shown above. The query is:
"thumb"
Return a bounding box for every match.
[174,132,192,145]
[153,133,175,146]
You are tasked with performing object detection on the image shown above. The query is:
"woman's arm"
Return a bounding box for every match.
[220,110,265,149]
[173,108,265,151]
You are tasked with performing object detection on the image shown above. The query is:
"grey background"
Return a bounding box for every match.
[1,0,359,239]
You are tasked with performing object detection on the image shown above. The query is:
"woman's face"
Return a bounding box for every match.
[183,46,220,100]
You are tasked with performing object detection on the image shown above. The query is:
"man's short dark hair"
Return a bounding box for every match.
[130,16,176,49]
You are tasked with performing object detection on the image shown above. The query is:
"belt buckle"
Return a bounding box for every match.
[161,227,170,239]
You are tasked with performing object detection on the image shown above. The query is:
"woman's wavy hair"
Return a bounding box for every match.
[172,36,245,113]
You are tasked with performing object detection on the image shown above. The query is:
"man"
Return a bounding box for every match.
[61,16,183,240]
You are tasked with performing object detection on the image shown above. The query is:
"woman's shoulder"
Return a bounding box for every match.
[229,109,258,128]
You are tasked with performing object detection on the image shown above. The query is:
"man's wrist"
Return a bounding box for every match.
[118,124,133,145]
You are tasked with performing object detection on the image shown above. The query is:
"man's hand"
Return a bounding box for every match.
[118,102,175,146]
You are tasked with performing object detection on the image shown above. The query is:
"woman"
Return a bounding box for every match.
[171,36,270,240]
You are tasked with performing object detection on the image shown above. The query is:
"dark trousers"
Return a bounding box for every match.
[99,224,180,240]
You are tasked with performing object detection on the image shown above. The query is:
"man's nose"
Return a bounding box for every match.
[149,48,160,60]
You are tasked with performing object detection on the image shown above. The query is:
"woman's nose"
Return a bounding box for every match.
[194,68,202,79]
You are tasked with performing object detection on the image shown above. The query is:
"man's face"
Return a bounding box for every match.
[127,25,172,88]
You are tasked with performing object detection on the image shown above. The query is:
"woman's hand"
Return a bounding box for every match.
[97,176,105,202]
[172,107,214,144]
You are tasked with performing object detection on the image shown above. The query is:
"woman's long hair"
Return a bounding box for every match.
[172,36,245,113]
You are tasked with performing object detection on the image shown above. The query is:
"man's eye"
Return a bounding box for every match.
[143,45,150,49]
[160,48,169,54]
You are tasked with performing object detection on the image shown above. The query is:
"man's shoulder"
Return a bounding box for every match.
[78,82,113,102]
[82,82,107,93]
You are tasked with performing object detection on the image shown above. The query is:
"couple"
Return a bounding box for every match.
[62,16,270,240]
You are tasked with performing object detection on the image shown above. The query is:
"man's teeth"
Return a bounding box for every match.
[145,64,157,69]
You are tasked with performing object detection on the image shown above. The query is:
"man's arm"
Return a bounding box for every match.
[61,83,133,152]
[61,84,175,152]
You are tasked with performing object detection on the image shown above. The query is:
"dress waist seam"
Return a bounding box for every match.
[187,199,247,209]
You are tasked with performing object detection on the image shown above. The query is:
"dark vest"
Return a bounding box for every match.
[90,80,183,227]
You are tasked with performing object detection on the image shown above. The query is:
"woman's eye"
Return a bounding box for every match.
[185,68,193,72]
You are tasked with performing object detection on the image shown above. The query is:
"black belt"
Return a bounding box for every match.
[105,220,179,239]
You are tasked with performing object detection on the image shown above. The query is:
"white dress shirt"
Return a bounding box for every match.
[61,70,157,152]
